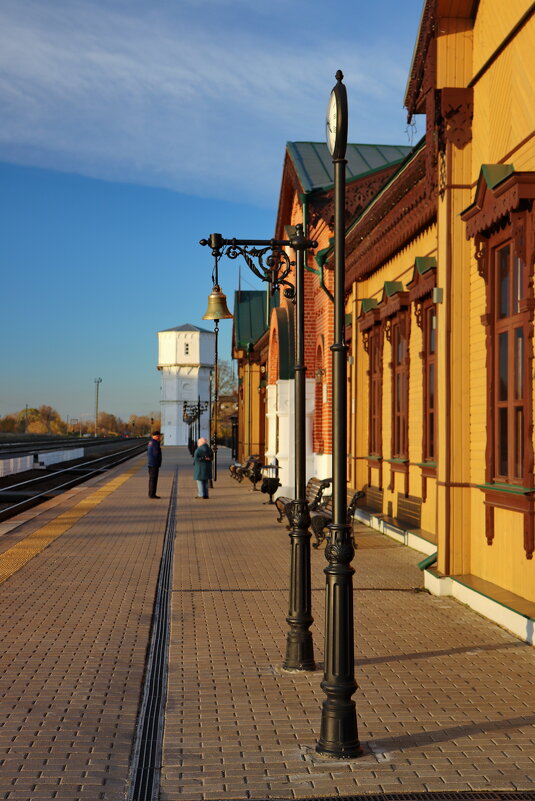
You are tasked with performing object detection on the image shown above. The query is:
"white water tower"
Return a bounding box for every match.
[157,324,215,446]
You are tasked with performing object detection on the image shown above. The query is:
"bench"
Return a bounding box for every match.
[396,493,421,529]
[363,485,383,513]
[310,489,365,549]
[229,455,260,483]
[275,477,332,527]
[245,457,264,490]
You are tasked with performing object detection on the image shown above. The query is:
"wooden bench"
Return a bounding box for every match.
[310,489,365,549]
[229,455,260,483]
[245,457,264,490]
[363,485,384,513]
[275,477,332,527]
[396,493,421,529]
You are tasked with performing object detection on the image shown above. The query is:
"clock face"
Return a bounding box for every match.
[326,90,338,155]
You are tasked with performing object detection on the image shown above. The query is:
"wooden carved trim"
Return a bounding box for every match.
[480,488,535,560]
[485,503,494,546]
[346,149,437,284]
[420,462,437,504]
[525,513,534,560]
[380,291,410,321]
[440,88,474,149]
[408,269,436,305]
[359,307,381,333]
[475,234,489,279]
[462,172,535,241]
[405,2,436,122]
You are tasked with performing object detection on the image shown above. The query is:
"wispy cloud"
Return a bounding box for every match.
[0,0,419,206]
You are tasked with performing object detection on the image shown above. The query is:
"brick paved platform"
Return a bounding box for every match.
[161,449,535,800]
[0,450,172,800]
[0,446,534,801]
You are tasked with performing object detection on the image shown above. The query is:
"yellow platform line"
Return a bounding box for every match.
[0,464,141,586]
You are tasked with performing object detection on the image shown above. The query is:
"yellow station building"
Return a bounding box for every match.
[343,0,535,642]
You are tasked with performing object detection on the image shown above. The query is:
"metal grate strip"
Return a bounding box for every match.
[127,468,177,801]
[276,794,535,801]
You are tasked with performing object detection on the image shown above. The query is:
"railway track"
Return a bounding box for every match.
[0,442,148,522]
[0,435,137,458]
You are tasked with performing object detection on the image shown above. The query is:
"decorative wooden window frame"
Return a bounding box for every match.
[379,283,411,494]
[461,167,535,559]
[408,257,438,501]
[359,298,383,489]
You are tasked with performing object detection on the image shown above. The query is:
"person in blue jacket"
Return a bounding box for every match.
[147,430,162,498]
[193,437,213,499]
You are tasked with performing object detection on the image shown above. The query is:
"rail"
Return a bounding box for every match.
[0,442,147,522]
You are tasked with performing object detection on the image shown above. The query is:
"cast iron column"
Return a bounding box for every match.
[317,142,361,755]
[283,223,315,671]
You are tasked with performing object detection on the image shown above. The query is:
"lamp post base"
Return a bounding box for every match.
[283,501,315,672]
[316,696,362,758]
[282,628,315,672]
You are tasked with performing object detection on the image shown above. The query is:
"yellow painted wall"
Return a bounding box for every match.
[352,227,438,531]
[472,15,535,173]
[472,0,533,83]
[470,505,535,602]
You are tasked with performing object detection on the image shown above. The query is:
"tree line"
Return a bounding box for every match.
[0,406,159,437]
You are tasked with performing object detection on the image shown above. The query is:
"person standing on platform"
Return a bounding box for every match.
[147,430,162,499]
[193,437,213,499]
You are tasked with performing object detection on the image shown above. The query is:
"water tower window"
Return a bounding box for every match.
[184,343,189,355]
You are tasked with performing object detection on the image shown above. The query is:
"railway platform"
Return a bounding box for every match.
[0,446,534,801]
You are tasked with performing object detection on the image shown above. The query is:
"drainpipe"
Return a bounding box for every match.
[417,552,437,571]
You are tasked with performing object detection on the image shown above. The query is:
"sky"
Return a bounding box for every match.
[0,0,425,422]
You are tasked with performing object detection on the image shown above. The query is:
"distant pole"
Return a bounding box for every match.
[25,404,28,433]
[94,378,102,437]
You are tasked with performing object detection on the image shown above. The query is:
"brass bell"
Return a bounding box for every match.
[202,285,233,320]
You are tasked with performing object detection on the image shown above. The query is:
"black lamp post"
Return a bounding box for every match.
[200,228,318,670]
[183,400,209,456]
[229,414,238,460]
[317,70,362,758]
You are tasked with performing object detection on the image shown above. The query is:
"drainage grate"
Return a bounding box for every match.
[280,795,535,801]
[127,469,177,801]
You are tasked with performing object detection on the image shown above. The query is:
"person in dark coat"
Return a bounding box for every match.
[147,430,162,498]
[193,437,213,499]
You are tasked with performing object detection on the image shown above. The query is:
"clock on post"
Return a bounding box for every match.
[326,70,348,160]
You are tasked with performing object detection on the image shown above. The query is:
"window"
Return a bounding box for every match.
[392,320,408,458]
[422,300,437,461]
[493,242,527,482]
[368,328,382,455]
[184,342,189,355]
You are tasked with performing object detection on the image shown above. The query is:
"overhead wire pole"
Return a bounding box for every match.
[94,378,102,438]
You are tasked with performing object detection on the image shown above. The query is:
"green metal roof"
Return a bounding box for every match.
[361,298,379,314]
[415,256,437,274]
[481,164,515,190]
[287,142,413,193]
[233,290,268,350]
[384,281,405,297]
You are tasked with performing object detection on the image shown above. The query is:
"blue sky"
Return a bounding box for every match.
[0,0,425,421]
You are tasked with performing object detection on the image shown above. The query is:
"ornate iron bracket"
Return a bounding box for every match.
[200,229,317,299]
[183,400,209,424]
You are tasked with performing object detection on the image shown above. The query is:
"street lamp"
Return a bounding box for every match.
[200,228,317,670]
[94,378,102,438]
[316,70,362,758]
[229,414,238,460]
[183,400,209,455]
[202,249,233,480]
